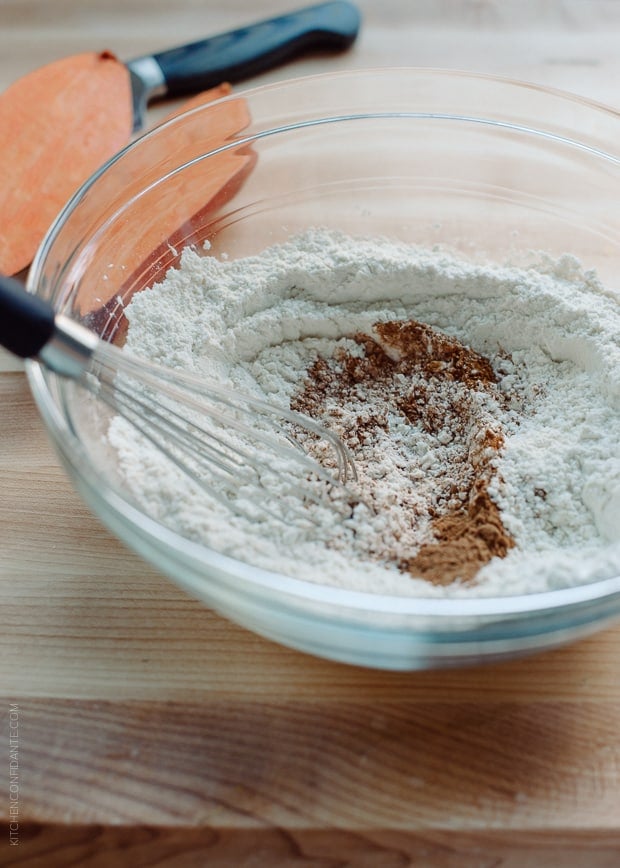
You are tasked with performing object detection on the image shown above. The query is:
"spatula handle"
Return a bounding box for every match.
[0,274,55,359]
[152,1,361,98]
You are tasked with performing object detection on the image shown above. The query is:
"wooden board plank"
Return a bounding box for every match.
[3,699,620,829]
[11,824,620,868]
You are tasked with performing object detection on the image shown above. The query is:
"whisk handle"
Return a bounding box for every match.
[0,273,55,358]
[0,273,99,378]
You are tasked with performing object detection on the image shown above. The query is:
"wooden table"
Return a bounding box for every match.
[2,2,620,864]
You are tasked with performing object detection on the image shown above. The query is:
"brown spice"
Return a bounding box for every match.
[376,320,498,389]
[291,319,515,586]
[399,485,513,585]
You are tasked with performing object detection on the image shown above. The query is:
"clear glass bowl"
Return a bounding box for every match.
[26,69,620,670]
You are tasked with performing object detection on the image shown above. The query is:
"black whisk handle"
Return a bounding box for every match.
[0,274,56,359]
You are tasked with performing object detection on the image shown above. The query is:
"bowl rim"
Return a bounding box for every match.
[25,66,620,622]
[27,65,620,276]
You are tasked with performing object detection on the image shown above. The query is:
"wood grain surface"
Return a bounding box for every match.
[2,2,620,866]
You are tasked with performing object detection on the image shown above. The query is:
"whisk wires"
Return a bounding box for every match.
[86,341,357,527]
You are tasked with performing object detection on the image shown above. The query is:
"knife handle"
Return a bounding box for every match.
[152,1,361,98]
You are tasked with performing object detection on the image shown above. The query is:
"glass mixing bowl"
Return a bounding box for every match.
[26,69,620,670]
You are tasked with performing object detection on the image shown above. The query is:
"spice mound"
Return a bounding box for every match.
[292,320,515,585]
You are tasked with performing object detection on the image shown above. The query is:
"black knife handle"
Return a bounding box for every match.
[153,1,361,98]
[0,274,56,359]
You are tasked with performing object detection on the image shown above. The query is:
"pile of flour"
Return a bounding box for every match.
[108,229,620,597]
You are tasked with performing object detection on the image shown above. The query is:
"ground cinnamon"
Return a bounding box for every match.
[291,319,515,585]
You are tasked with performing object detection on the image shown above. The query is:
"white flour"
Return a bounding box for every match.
[108,229,620,597]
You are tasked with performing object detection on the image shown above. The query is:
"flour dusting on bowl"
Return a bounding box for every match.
[107,229,620,597]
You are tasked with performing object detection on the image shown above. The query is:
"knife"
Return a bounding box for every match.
[127,1,361,131]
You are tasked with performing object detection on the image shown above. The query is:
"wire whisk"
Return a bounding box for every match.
[0,274,357,526]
